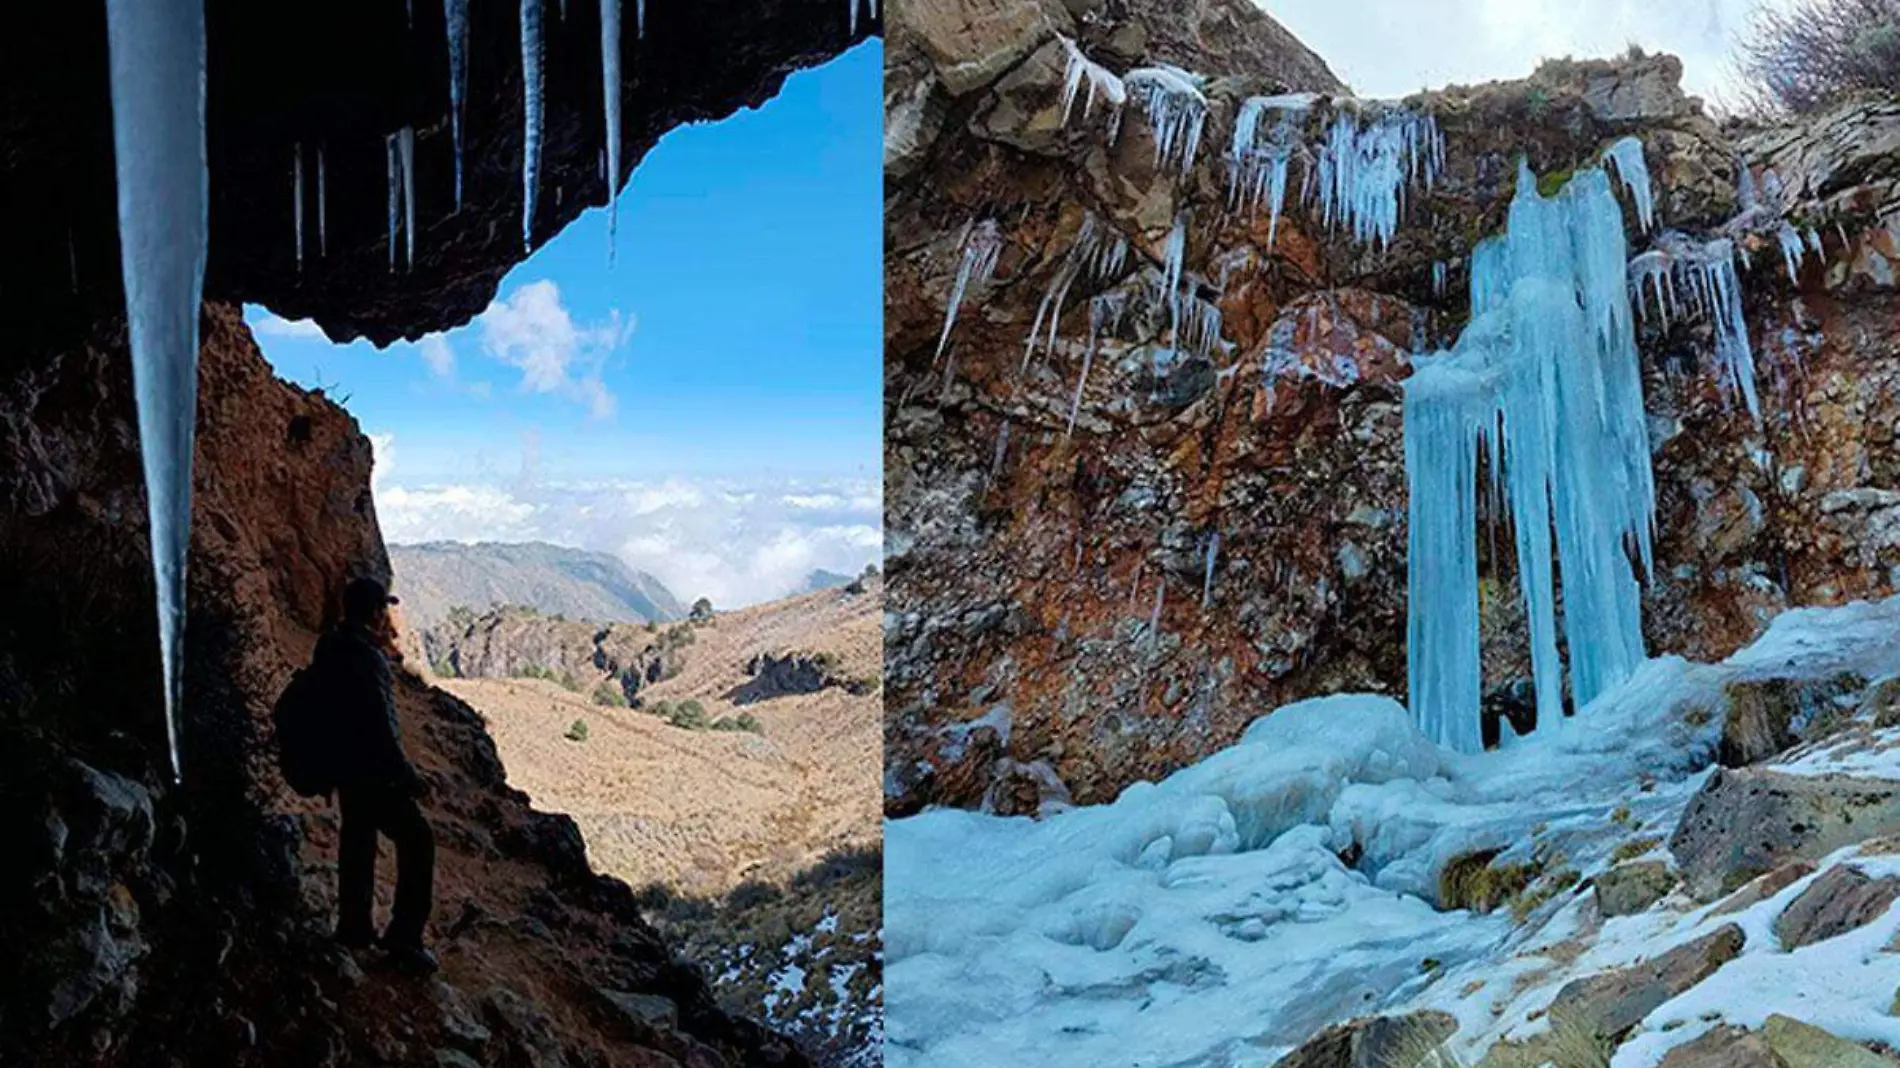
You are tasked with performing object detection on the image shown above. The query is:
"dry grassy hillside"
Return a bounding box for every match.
[431,578,882,897]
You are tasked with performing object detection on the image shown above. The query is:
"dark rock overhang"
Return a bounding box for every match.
[0,0,877,360]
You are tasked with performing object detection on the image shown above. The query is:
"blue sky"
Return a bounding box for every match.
[249,41,882,607]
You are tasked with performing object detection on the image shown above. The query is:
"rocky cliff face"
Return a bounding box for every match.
[0,4,867,1065]
[0,310,805,1066]
[882,0,1900,812]
[419,605,696,702]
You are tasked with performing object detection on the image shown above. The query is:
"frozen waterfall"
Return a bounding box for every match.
[105,0,209,781]
[1405,156,1657,753]
[602,0,622,263]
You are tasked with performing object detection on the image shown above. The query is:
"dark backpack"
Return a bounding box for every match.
[273,659,338,797]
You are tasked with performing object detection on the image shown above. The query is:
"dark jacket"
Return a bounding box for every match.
[315,621,418,793]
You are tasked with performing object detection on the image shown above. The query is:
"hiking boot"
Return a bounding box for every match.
[380,944,439,976]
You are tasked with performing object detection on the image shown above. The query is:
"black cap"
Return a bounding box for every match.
[343,576,399,623]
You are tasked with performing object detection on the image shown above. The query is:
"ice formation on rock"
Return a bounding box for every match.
[386,134,401,272]
[1058,36,1126,140]
[1313,105,1443,250]
[1124,65,1206,177]
[1229,94,1312,247]
[1201,531,1219,610]
[521,0,545,251]
[1603,137,1655,233]
[1777,221,1806,284]
[1405,158,1656,753]
[105,0,208,780]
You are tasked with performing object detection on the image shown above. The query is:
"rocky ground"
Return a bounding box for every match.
[422,581,885,1067]
[887,596,1900,1068]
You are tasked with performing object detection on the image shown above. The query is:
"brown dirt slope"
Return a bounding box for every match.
[435,579,883,898]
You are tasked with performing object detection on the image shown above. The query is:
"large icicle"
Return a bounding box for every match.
[386,134,402,272]
[1405,158,1656,753]
[1625,232,1762,418]
[105,0,209,782]
[445,0,469,209]
[1124,66,1207,177]
[520,0,545,252]
[602,0,622,263]
[293,142,305,271]
[317,146,328,257]
[1023,212,1127,370]
[399,126,417,271]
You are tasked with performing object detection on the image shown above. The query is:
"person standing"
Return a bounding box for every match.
[319,576,437,975]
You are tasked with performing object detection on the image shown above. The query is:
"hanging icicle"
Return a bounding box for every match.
[293,142,304,271]
[104,0,209,782]
[1229,94,1313,247]
[1058,36,1127,141]
[317,146,328,257]
[521,0,545,252]
[386,133,401,273]
[1201,531,1219,610]
[445,0,469,210]
[399,126,417,271]
[602,0,622,264]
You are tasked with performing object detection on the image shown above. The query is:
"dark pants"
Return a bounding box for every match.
[336,785,435,948]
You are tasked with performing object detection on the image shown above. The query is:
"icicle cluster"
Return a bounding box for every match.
[1228,94,1313,247]
[1059,36,1126,140]
[1313,105,1444,250]
[1124,66,1207,177]
[1405,156,1657,754]
[1626,232,1762,418]
[105,0,209,782]
[1024,212,1129,369]
[935,219,1003,363]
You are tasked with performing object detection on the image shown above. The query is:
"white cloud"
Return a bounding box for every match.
[373,474,883,608]
[477,280,627,418]
[417,335,456,379]
[253,314,327,340]
[368,433,396,494]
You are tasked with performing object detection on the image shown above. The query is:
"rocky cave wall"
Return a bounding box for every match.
[883,0,1900,813]
[0,3,870,1065]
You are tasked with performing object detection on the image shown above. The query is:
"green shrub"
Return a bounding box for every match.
[564,719,590,743]
[1740,0,1900,115]
[667,699,711,730]
[712,712,764,734]
[593,681,629,708]
[559,671,581,692]
[647,699,674,719]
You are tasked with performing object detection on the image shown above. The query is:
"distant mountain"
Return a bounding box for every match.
[390,541,685,628]
[803,569,856,593]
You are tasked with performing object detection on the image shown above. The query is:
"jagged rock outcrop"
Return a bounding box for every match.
[419,604,697,702]
[883,0,1900,813]
[0,311,807,1066]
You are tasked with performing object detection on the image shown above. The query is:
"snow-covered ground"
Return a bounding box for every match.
[885,597,1900,1068]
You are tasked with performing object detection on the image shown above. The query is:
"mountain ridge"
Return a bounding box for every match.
[391,540,686,629]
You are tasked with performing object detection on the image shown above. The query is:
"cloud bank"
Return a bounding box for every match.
[373,465,881,609]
